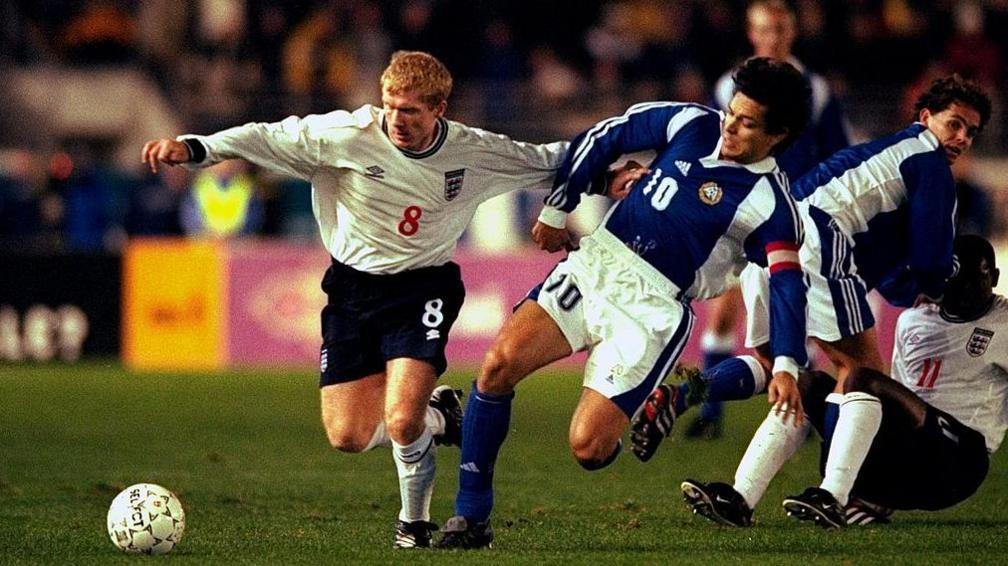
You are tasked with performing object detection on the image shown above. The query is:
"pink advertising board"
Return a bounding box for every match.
[222,242,901,371]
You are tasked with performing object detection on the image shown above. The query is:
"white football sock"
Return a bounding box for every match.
[392,427,436,522]
[820,391,882,506]
[425,405,446,438]
[733,409,810,509]
[363,421,389,451]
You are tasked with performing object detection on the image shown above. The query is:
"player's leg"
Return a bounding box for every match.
[569,389,629,469]
[811,330,885,387]
[783,367,889,528]
[631,266,774,461]
[630,355,769,461]
[584,289,695,467]
[439,299,575,549]
[320,373,387,452]
[384,358,442,547]
[691,288,744,438]
[378,262,466,548]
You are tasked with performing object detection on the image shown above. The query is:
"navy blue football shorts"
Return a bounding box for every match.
[830,405,989,511]
[318,259,465,387]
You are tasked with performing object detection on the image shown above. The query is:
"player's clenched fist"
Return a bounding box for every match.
[141,139,192,174]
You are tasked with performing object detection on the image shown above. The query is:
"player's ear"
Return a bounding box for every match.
[992,267,1000,287]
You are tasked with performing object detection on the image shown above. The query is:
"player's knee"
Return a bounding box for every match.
[478,341,522,394]
[570,434,621,471]
[323,423,371,453]
[383,409,424,445]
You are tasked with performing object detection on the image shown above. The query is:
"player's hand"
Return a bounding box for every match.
[606,160,649,201]
[912,292,941,308]
[532,221,576,253]
[767,371,804,426]
[141,139,191,174]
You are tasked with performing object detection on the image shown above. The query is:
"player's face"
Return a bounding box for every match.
[747,7,796,60]
[381,88,447,152]
[720,93,787,164]
[919,102,982,164]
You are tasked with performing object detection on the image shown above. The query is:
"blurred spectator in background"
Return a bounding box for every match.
[60,141,132,251]
[180,160,263,239]
[180,0,263,130]
[714,0,849,180]
[0,150,46,244]
[699,0,851,439]
[58,0,138,65]
[125,166,186,237]
[952,153,993,239]
[0,1,1006,251]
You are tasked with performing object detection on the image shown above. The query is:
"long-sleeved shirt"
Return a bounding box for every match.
[181,104,568,273]
[794,123,957,300]
[540,102,808,371]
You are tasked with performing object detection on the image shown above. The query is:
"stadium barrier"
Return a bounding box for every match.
[0,249,120,362]
[121,239,904,372]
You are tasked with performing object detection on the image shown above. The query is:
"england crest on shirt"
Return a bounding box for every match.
[967,327,994,357]
[444,169,465,201]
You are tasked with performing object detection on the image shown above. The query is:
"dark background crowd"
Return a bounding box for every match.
[0,0,1005,251]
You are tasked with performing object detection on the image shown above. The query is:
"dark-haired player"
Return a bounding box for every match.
[437,57,812,548]
[632,76,992,471]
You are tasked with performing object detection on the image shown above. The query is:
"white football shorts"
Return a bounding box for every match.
[743,203,874,347]
[527,228,695,417]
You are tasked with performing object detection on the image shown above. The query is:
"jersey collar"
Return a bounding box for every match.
[700,132,779,174]
[381,116,449,159]
[939,295,997,323]
[912,124,940,151]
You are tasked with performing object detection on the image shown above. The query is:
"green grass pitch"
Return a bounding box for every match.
[1,363,1006,564]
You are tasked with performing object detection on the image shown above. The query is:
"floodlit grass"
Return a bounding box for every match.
[1,362,1006,564]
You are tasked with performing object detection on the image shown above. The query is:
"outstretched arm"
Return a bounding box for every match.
[538,103,714,231]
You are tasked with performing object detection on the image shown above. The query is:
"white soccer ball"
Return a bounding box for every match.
[107,483,186,555]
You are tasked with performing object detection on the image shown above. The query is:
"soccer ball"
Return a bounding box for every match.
[107,483,186,554]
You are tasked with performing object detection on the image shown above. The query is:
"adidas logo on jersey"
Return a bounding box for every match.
[426,329,441,340]
[365,165,385,179]
[675,160,691,176]
[460,462,481,473]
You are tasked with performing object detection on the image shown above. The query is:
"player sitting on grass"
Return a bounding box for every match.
[681,234,1008,528]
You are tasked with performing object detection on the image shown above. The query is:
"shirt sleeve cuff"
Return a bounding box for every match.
[537,206,569,229]
[772,356,799,380]
[176,136,207,164]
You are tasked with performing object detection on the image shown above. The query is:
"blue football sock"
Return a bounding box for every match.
[699,349,731,420]
[686,357,759,408]
[454,383,514,522]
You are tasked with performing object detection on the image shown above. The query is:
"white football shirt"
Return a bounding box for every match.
[891,295,1008,452]
[182,104,568,273]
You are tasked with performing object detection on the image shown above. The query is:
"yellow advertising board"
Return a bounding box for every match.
[123,239,226,370]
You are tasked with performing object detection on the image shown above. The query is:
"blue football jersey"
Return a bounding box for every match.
[545,102,807,366]
[793,123,956,301]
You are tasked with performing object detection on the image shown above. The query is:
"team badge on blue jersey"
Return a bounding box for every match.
[444,169,465,201]
[967,327,994,357]
[698,181,722,205]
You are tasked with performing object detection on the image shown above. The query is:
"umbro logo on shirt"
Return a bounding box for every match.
[675,160,691,176]
[365,165,385,179]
